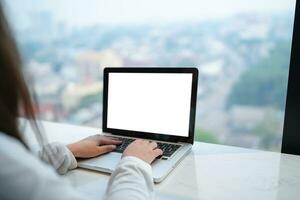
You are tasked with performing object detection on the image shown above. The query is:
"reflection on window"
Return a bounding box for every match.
[6,0,296,151]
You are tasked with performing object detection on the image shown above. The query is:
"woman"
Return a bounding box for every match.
[0,2,162,200]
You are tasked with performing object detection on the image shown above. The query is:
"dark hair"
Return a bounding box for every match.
[0,2,43,147]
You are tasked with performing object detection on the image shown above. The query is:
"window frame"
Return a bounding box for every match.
[282,0,300,155]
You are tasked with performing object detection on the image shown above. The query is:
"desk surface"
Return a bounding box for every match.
[24,121,300,200]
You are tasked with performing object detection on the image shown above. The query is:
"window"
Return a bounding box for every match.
[5,0,296,151]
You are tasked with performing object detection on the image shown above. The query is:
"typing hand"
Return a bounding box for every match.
[123,139,163,164]
[67,135,122,158]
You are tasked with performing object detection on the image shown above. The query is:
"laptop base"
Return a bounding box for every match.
[78,143,192,183]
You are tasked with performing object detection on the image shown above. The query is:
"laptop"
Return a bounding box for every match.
[78,67,198,183]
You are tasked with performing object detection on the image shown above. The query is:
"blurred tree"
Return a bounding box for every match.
[79,93,102,108]
[194,128,219,144]
[253,109,283,150]
[227,41,291,110]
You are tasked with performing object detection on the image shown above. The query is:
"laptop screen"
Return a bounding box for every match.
[106,72,193,137]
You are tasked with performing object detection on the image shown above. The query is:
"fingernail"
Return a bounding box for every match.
[111,145,116,149]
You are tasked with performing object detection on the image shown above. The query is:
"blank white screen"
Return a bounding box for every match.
[107,73,193,137]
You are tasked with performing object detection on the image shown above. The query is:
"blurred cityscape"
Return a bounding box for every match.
[6,1,295,151]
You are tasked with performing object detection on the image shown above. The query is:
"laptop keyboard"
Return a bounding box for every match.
[112,137,181,158]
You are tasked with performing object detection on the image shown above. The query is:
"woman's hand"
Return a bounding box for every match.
[67,135,122,158]
[123,139,163,164]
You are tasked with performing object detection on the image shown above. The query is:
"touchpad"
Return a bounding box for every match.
[80,152,122,171]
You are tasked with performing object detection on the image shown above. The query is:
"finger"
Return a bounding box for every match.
[149,141,158,149]
[106,137,122,141]
[96,145,116,155]
[90,135,105,145]
[153,148,163,156]
[100,137,122,145]
[134,139,144,144]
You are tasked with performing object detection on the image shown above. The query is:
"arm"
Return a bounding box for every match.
[38,142,77,174]
[105,157,154,200]
[38,135,121,174]
[105,140,163,200]
[36,135,162,200]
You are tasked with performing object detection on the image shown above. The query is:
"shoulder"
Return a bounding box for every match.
[0,131,55,172]
[0,132,30,161]
[0,132,52,199]
[0,133,86,200]
[0,132,62,181]
[0,131,56,175]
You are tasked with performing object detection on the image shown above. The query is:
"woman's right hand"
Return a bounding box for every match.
[123,139,163,164]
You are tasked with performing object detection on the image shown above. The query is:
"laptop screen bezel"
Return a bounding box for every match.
[102,67,198,144]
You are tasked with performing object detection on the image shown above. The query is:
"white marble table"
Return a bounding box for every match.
[24,121,300,200]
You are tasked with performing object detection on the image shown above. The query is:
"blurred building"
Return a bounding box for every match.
[62,82,103,112]
[75,50,123,83]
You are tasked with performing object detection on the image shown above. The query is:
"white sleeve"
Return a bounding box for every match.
[0,133,154,200]
[104,156,154,200]
[38,142,77,174]
[0,133,86,200]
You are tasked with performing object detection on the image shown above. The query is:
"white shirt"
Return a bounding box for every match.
[0,132,154,200]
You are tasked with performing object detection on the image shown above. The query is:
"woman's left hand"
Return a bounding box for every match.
[67,135,122,158]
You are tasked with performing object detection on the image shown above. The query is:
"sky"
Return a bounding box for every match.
[4,0,296,29]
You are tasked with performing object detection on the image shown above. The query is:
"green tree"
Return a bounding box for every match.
[79,93,102,108]
[227,41,291,110]
[194,128,219,144]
